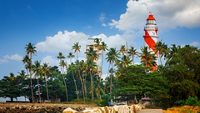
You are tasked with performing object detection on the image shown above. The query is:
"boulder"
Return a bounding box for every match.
[63,107,77,113]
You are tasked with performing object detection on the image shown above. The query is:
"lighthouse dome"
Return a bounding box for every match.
[147,14,155,20]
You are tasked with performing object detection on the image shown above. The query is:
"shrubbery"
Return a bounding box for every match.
[184,96,200,106]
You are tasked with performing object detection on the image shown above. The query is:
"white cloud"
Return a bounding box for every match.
[4,54,23,61]
[99,13,106,22]
[35,30,136,70]
[41,56,58,66]
[36,30,129,54]
[99,13,108,27]
[190,41,199,47]
[36,31,90,53]
[110,0,200,31]
[0,54,23,64]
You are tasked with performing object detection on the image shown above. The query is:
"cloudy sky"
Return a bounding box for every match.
[0,0,200,78]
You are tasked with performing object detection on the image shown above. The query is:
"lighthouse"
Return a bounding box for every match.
[143,13,158,71]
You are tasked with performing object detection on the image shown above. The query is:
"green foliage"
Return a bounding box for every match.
[0,73,21,101]
[96,94,110,106]
[163,45,200,104]
[114,65,169,106]
[1,41,200,110]
[184,96,200,106]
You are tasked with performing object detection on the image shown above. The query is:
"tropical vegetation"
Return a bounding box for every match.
[0,39,199,109]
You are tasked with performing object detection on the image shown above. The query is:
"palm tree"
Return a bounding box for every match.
[79,60,88,99]
[57,52,68,101]
[119,45,127,56]
[22,55,34,102]
[22,55,31,73]
[106,48,119,97]
[140,47,156,72]
[94,38,101,50]
[85,47,99,100]
[106,48,119,68]
[86,58,97,100]
[121,55,132,68]
[155,41,168,66]
[128,46,137,64]
[72,42,81,61]
[73,42,85,100]
[33,61,42,102]
[99,41,107,77]
[18,70,26,79]
[57,52,65,65]
[25,42,37,102]
[67,52,75,63]
[67,52,79,99]
[41,63,51,100]
[167,44,180,63]
[109,68,115,98]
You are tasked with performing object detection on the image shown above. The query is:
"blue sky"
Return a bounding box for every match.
[0,0,200,78]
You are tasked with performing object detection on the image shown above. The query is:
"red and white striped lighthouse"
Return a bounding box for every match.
[143,13,158,70]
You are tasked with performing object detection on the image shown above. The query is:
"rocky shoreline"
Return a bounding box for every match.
[0,103,93,113]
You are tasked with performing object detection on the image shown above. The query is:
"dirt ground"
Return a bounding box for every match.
[0,103,96,113]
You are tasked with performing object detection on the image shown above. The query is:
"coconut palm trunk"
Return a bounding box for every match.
[68,53,79,100]
[90,70,94,100]
[36,78,41,102]
[72,71,79,99]
[29,70,34,102]
[83,76,87,99]
[78,70,85,101]
[45,74,49,100]
[61,74,68,101]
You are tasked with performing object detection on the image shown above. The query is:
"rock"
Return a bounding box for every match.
[63,107,77,113]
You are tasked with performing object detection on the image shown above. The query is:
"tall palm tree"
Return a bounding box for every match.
[99,41,107,77]
[79,60,88,99]
[33,61,42,102]
[128,46,137,64]
[59,60,69,101]
[74,60,85,100]
[41,63,51,100]
[57,52,68,101]
[85,47,99,100]
[109,68,115,98]
[106,48,119,97]
[72,42,81,61]
[22,55,34,102]
[73,42,85,100]
[140,47,156,72]
[67,52,79,99]
[25,43,37,102]
[96,41,107,100]
[86,58,97,100]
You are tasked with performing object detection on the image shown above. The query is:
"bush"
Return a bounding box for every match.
[183,96,200,106]
[96,94,110,106]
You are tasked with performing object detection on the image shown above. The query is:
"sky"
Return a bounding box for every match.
[0,0,200,78]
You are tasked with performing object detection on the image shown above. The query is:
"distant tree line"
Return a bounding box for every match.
[0,39,199,108]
